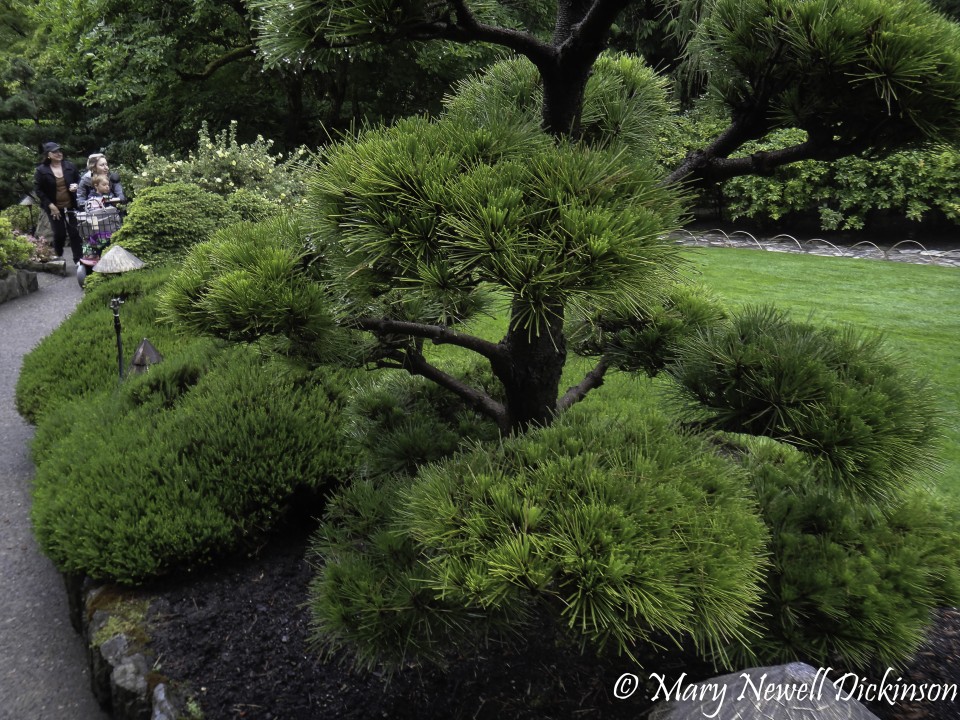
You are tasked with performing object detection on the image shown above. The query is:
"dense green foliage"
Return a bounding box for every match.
[444,53,676,160]
[107,183,236,263]
[31,346,356,583]
[0,216,30,269]
[668,306,942,503]
[568,282,728,376]
[722,130,960,230]
[310,402,768,671]
[129,122,311,205]
[307,112,682,335]
[346,366,502,479]
[695,0,960,151]
[158,215,347,362]
[1,204,35,234]
[15,267,189,422]
[19,261,358,584]
[733,436,960,667]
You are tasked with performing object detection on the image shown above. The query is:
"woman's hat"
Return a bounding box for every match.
[42,142,62,153]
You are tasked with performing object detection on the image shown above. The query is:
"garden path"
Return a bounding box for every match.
[0,267,108,719]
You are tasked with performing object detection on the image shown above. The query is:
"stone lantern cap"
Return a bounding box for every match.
[93,246,145,274]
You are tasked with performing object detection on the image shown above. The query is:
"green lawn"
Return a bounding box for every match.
[683,247,960,502]
[432,247,960,503]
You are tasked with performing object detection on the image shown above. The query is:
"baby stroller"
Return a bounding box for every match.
[76,205,123,287]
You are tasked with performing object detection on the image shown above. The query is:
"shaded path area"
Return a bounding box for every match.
[0,270,108,719]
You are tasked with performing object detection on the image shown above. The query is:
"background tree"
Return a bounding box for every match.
[16,0,541,163]
[0,1,88,205]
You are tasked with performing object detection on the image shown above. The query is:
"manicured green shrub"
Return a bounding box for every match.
[309,402,767,671]
[15,266,189,423]
[346,365,502,479]
[107,183,237,263]
[226,188,284,223]
[0,216,31,269]
[732,436,960,668]
[30,347,358,583]
[667,306,942,503]
[30,338,227,465]
[156,215,350,364]
[568,282,728,376]
[79,269,109,293]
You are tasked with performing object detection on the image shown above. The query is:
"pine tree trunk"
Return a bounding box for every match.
[539,0,615,138]
[541,64,591,138]
[498,302,567,433]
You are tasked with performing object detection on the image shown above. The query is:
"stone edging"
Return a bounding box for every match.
[0,261,71,305]
[0,268,39,305]
[64,574,181,720]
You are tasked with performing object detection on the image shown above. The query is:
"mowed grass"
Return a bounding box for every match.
[683,247,960,502]
[427,246,960,504]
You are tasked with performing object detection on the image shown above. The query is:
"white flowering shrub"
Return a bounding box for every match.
[128,121,311,207]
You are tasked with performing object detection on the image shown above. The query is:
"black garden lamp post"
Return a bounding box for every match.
[110,297,124,381]
[19,194,36,234]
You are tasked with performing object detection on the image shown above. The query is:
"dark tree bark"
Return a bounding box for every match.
[537,0,632,137]
[494,301,567,432]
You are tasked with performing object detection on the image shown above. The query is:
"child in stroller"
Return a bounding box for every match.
[77,174,124,287]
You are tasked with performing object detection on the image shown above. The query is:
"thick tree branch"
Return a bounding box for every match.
[666,134,852,186]
[563,0,632,56]
[177,44,256,81]
[557,356,612,412]
[401,2,556,68]
[307,1,555,67]
[402,350,510,433]
[354,317,507,364]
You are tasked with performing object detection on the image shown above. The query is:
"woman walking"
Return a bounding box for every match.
[33,142,82,263]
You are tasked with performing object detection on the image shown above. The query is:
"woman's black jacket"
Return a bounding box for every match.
[34,160,81,212]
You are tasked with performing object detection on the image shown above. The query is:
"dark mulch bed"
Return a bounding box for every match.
[147,525,959,720]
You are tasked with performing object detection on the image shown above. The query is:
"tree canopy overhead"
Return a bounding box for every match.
[253,0,960,179]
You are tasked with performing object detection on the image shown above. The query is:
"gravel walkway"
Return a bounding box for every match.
[0,268,108,719]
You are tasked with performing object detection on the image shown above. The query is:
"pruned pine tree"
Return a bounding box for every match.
[159,0,960,672]
[169,0,960,434]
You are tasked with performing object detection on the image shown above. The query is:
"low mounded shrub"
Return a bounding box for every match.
[15,266,187,423]
[2,203,35,234]
[30,347,358,583]
[309,402,768,671]
[107,182,237,263]
[226,187,284,223]
[157,215,361,365]
[0,216,31,269]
